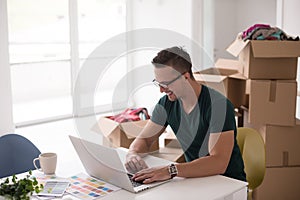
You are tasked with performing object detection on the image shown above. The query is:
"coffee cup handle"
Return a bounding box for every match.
[33,158,43,172]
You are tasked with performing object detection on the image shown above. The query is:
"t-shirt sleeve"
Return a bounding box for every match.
[150,98,169,127]
[206,98,236,134]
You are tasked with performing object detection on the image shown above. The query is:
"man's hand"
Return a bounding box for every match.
[125,151,149,174]
[132,166,171,184]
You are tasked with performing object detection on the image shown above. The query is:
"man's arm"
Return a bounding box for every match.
[133,130,234,183]
[176,130,234,177]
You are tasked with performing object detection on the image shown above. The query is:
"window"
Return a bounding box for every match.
[77,0,127,114]
[6,0,203,125]
[8,0,71,124]
[7,0,127,125]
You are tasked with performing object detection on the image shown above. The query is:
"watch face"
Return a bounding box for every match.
[169,164,178,177]
[170,166,177,174]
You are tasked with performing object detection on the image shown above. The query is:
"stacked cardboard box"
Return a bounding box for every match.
[227,39,300,200]
[193,59,248,127]
[193,59,247,109]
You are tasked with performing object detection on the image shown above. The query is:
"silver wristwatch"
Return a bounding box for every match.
[168,163,178,178]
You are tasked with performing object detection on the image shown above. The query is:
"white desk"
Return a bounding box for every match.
[5,136,247,200]
[51,148,248,200]
[7,171,247,200]
[98,175,247,200]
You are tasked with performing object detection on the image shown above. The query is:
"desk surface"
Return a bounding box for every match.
[5,131,247,200]
[51,146,248,200]
[99,175,247,200]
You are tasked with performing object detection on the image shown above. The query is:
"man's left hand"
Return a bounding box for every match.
[132,166,171,184]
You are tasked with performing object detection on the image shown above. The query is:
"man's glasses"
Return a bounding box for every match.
[152,72,186,89]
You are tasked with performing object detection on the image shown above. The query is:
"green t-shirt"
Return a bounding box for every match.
[151,85,246,181]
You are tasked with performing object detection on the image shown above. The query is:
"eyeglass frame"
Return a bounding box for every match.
[152,72,187,89]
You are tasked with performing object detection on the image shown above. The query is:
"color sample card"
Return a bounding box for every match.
[67,173,120,199]
[33,174,59,183]
[38,181,70,197]
[32,172,69,200]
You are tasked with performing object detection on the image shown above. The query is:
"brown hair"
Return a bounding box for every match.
[152,46,194,79]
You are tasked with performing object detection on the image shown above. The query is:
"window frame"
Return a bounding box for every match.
[4,0,129,127]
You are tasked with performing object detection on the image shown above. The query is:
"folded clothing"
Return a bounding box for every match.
[108,108,150,123]
[242,23,299,41]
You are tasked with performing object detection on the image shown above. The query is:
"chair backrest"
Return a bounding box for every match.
[237,127,266,191]
[0,134,41,178]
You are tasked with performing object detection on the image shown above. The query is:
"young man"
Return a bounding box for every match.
[125,46,246,184]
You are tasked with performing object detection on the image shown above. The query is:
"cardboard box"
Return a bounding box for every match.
[227,39,300,79]
[243,109,300,167]
[194,59,247,108]
[242,107,264,132]
[93,117,159,151]
[164,130,181,148]
[248,80,297,126]
[151,147,185,163]
[214,58,244,74]
[261,120,300,167]
[255,167,300,200]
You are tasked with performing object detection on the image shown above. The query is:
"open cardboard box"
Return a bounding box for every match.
[227,39,300,79]
[194,59,247,108]
[248,79,297,126]
[92,117,159,151]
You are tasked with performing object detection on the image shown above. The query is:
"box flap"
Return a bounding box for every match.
[199,67,237,76]
[120,120,148,139]
[93,117,119,137]
[194,73,227,83]
[215,58,243,74]
[245,79,251,94]
[251,40,300,58]
[228,72,247,80]
[226,38,250,57]
[195,63,246,81]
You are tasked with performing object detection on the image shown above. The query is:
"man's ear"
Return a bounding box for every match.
[184,72,190,80]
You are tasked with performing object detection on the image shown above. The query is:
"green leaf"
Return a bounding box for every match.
[0,172,44,199]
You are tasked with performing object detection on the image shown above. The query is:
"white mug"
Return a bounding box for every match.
[33,153,57,174]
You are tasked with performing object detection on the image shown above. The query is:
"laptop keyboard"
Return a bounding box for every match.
[127,174,144,187]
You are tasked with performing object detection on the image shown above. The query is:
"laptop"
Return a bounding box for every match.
[69,135,172,193]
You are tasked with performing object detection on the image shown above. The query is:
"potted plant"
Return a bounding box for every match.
[0,171,43,200]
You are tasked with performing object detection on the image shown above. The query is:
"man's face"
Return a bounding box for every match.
[153,66,184,101]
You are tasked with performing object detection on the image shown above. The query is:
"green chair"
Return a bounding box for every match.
[237,127,266,200]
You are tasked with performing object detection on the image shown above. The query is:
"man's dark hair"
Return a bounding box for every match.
[152,46,194,79]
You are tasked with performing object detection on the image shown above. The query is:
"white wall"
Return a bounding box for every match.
[0,0,15,135]
[214,0,277,60]
[281,0,300,87]
[280,0,300,118]
[127,0,193,113]
[214,0,237,60]
[129,0,287,114]
[213,0,300,118]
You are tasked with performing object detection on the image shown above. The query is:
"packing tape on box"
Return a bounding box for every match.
[269,80,277,102]
[283,151,289,167]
